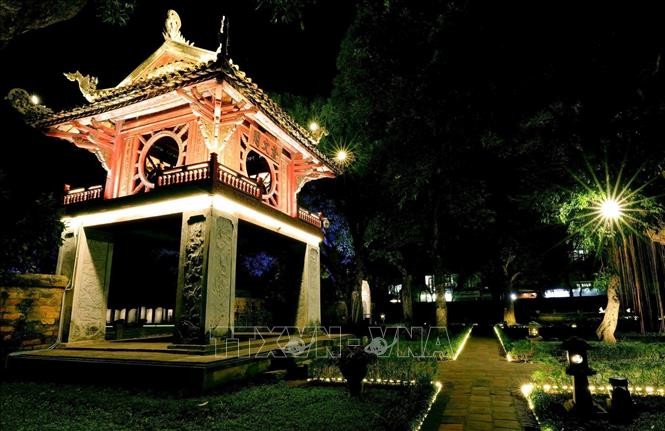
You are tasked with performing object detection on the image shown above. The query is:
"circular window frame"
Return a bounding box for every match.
[244,150,276,198]
[138,131,185,188]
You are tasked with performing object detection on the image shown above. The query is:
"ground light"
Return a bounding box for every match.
[452,325,474,360]
[493,324,512,361]
[523,382,665,396]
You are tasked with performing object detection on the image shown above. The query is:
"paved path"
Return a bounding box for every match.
[436,334,539,431]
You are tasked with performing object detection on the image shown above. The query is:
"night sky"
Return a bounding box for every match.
[1,1,353,193]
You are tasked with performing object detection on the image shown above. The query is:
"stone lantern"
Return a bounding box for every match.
[527,321,542,340]
[561,337,596,416]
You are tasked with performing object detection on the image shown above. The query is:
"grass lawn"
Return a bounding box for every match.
[495,325,665,387]
[531,390,665,431]
[310,325,473,382]
[495,325,665,429]
[0,380,433,431]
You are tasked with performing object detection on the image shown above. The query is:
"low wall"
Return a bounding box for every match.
[0,274,67,351]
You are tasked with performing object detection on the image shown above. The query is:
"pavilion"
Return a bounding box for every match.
[8,10,338,348]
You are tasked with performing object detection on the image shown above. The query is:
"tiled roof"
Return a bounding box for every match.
[31,60,339,172]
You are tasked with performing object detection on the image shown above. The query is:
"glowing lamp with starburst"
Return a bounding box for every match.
[599,198,623,221]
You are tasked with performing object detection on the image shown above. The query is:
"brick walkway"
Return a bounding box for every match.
[437,334,539,431]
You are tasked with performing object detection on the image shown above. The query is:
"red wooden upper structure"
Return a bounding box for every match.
[11,10,337,228]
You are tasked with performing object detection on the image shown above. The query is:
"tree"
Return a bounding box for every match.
[0,170,64,281]
[0,0,136,47]
[559,181,663,342]
[292,0,665,329]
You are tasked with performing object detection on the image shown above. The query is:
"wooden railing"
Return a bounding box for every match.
[156,153,261,199]
[63,184,103,205]
[298,207,323,228]
[217,164,262,199]
[157,162,209,186]
[62,154,323,230]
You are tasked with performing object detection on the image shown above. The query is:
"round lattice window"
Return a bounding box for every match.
[245,150,274,196]
[138,132,184,188]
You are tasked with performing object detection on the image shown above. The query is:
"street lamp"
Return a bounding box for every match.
[335,150,348,163]
[599,198,623,221]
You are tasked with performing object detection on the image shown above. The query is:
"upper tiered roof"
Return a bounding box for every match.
[8,9,337,172]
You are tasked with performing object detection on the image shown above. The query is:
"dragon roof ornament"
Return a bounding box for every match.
[64,71,99,102]
[163,9,193,46]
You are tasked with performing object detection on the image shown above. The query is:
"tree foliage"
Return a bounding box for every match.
[0,171,63,280]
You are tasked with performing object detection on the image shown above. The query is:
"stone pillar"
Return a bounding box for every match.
[175,208,238,344]
[67,228,114,342]
[296,244,321,328]
[55,226,79,342]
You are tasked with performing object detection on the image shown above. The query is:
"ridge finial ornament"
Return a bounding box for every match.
[5,88,53,117]
[64,71,99,102]
[163,10,193,46]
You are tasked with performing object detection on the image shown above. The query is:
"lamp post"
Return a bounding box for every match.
[561,337,596,416]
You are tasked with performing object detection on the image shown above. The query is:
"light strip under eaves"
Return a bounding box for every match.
[63,193,322,246]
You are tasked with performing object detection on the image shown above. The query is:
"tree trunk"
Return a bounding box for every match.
[351,261,366,324]
[503,298,517,326]
[402,274,413,323]
[502,255,519,326]
[596,274,620,343]
[436,283,448,328]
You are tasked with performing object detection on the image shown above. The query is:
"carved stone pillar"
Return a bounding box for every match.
[175,209,238,344]
[55,226,79,342]
[68,228,114,342]
[296,244,321,328]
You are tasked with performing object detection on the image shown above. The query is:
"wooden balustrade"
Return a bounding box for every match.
[217,164,262,199]
[297,207,323,228]
[63,154,323,231]
[157,162,210,186]
[155,154,261,200]
[63,185,103,205]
